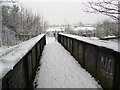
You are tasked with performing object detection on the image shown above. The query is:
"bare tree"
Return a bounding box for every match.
[83,0,120,20]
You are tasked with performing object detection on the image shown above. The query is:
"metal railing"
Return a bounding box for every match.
[2,34,46,89]
[58,33,120,89]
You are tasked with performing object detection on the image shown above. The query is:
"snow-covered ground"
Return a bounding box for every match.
[46,36,55,44]
[0,45,19,58]
[0,46,9,53]
[34,36,101,88]
[0,34,45,78]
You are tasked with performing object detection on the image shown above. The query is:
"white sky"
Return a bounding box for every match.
[19,0,110,25]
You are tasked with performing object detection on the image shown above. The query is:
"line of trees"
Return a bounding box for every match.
[1,4,48,46]
[2,4,48,35]
[95,20,118,38]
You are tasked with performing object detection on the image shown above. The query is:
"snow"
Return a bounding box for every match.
[46,36,55,44]
[46,27,65,32]
[0,34,45,78]
[0,46,8,53]
[74,26,96,31]
[90,37,99,40]
[59,33,119,53]
[34,37,101,88]
[0,45,19,58]
[104,35,116,38]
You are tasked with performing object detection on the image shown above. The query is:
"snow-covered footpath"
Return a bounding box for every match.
[34,37,101,88]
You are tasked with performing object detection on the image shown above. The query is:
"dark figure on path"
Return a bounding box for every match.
[54,31,55,37]
[54,30,58,41]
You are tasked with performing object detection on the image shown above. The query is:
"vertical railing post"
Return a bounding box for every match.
[113,52,120,88]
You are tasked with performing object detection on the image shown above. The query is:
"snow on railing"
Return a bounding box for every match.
[58,33,120,89]
[0,34,45,78]
[59,33,119,53]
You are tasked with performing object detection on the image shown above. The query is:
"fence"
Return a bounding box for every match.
[2,34,46,89]
[58,33,120,89]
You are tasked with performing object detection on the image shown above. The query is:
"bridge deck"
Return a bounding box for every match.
[33,36,101,88]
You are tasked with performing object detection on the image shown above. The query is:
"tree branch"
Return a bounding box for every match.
[83,0,119,20]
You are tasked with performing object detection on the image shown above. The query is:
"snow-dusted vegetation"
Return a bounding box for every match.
[2,26,21,46]
[0,4,48,51]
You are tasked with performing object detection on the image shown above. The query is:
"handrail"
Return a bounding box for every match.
[2,34,46,89]
[58,33,120,89]
[59,33,119,53]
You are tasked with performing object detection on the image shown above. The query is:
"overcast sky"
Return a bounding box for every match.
[19,0,110,25]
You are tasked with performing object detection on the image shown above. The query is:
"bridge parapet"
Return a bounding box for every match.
[58,33,120,89]
[1,34,46,89]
